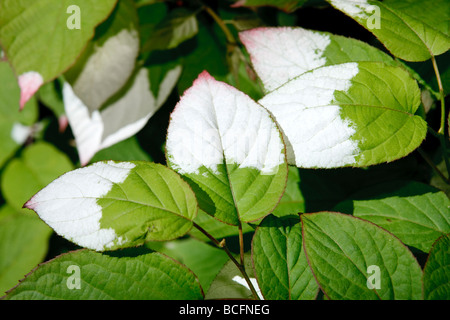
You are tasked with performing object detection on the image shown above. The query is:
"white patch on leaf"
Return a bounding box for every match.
[166,71,284,175]
[18,71,44,110]
[232,276,264,300]
[25,161,136,251]
[71,28,140,110]
[63,82,103,166]
[259,63,360,168]
[239,27,330,91]
[63,66,181,166]
[330,0,375,19]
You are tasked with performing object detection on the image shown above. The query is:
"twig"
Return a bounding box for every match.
[192,222,260,300]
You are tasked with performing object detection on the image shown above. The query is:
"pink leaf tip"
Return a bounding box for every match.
[18,71,44,110]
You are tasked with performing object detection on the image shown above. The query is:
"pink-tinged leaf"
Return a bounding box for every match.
[18,72,44,110]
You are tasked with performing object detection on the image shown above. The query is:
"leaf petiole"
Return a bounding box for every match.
[192,221,260,300]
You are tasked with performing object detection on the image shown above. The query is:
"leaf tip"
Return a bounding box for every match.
[18,71,44,110]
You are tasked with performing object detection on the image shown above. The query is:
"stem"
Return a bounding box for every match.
[203,4,237,45]
[418,148,449,184]
[238,222,245,267]
[431,55,450,178]
[192,222,260,300]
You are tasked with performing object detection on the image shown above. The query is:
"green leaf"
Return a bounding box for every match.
[252,215,318,300]
[0,205,52,295]
[423,234,450,300]
[2,248,204,300]
[272,166,304,217]
[90,136,151,163]
[24,161,198,251]
[166,71,288,225]
[1,142,73,212]
[37,78,65,119]
[0,62,38,168]
[334,181,450,253]
[301,212,423,300]
[147,238,228,293]
[142,8,198,52]
[259,61,427,168]
[0,0,118,108]
[327,0,450,61]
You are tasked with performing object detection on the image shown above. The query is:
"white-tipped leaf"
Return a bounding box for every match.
[239,26,397,92]
[259,61,427,168]
[24,161,198,251]
[64,65,181,166]
[166,71,288,225]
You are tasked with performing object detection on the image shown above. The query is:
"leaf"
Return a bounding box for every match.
[24,161,198,251]
[231,0,307,13]
[176,24,228,95]
[147,238,228,293]
[0,0,118,108]
[423,234,450,300]
[272,166,305,217]
[166,71,288,225]
[64,0,140,111]
[327,0,450,61]
[239,26,396,92]
[0,62,38,168]
[259,61,427,168]
[2,248,204,300]
[206,253,262,299]
[1,142,74,213]
[334,181,450,253]
[252,215,318,300]
[90,136,152,163]
[301,212,423,300]
[142,8,199,52]
[37,79,66,119]
[63,64,181,166]
[0,205,52,295]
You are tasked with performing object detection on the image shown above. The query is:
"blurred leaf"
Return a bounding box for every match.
[0,0,118,108]
[65,0,140,111]
[0,62,38,168]
[142,8,199,52]
[0,205,52,296]
[231,0,307,12]
[90,136,151,162]
[1,142,74,213]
